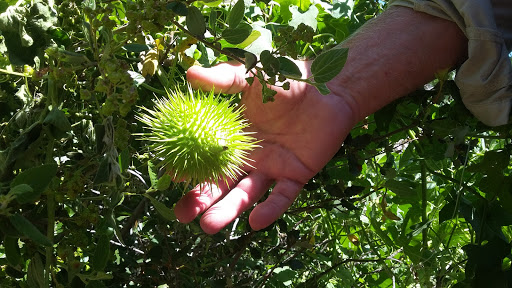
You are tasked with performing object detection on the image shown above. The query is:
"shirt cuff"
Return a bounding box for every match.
[388,0,512,126]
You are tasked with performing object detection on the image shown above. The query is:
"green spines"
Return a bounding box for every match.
[137,86,258,186]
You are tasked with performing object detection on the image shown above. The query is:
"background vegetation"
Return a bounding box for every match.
[1,0,512,287]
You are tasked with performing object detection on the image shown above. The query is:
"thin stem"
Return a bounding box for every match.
[421,161,428,250]
[168,15,316,88]
[140,83,167,95]
[44,135,55,288]
[0,68,30,77]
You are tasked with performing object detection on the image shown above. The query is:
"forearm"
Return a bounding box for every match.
[331,6,468,122]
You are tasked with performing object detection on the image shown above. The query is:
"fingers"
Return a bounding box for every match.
[249,179,304,231]
[186,62,249,94]
[174,173,306,234]
[199,171,273,234]
[173,180,233,224]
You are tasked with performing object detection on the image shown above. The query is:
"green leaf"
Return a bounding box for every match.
[166,2,188,16]
[236,30,261,49]
[245,77,255,86]
[466,150,510,174]
[186,6,206,38]
[314,83,330,95]
[10,163,58,204]
[93,157,110,185]
[128,71,145,87]
[48,27,71,47]
[223,47,248,59]
[43,107,72,133]
[311,46,348,83]
[260,50,280,78]
[408,220,433,237]
[374,102,397,134]
[27,254,45,288]
[147,161,158,188]
[384,179,418,201]
[8,184,33,202]
[9,214,52,247]
[208,9,217,34]
[222,24,252,45]
[278,57,302,78]
[83,0,97,10]
[118,149,130,173]
[272,267,296,286]
[92,235,111,271]
[439,200,458,223]
[95,124,106,153]
[227,0,245,28]
[0,1,56,65]
[262,85,278,103]
[242,26,272,56]
[156,174,172,191]
[144,194,176,221]
[122,43,151,53]
[4,236,22,266]
[244,52,257,72]
[201,0,223,7]
[0,1,12,13]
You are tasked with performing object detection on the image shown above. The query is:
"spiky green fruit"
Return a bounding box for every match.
[136,87,258,186]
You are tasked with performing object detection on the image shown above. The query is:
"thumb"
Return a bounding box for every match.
[186,62,249,94]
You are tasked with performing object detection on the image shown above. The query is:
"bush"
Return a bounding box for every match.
[1,0,511,287]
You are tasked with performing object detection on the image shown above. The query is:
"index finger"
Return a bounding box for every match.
[186,62,249,94]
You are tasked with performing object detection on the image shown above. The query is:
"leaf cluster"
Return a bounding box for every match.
[1,1,512,288]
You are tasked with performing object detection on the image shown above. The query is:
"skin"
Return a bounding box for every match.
[173,6,468,234]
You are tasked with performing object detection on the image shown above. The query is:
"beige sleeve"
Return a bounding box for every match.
[388,0,512,126]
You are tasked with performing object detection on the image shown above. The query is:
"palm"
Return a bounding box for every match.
[174,62,355,234]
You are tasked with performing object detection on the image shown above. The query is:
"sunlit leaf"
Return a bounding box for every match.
[144,194,176,221]
[156,174,172,191]
[260,50,280,78]
[222,24,252,45]
[122,43,151,53]
[227,0,245,28]
[311,46,348,83]
[244,51,257,72]
[236,30,261,49]
[277,57,301,78]
[186,6,206,38]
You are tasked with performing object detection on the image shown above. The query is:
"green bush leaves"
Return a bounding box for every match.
[2,0,512,287]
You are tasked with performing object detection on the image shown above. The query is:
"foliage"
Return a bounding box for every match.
[1,0,512,287]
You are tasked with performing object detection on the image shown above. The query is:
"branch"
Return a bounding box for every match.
[168,17,247,65]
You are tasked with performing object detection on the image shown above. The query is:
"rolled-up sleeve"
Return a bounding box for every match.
[388,0,512,126]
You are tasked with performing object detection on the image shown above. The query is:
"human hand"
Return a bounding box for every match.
[173,61,357,234]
